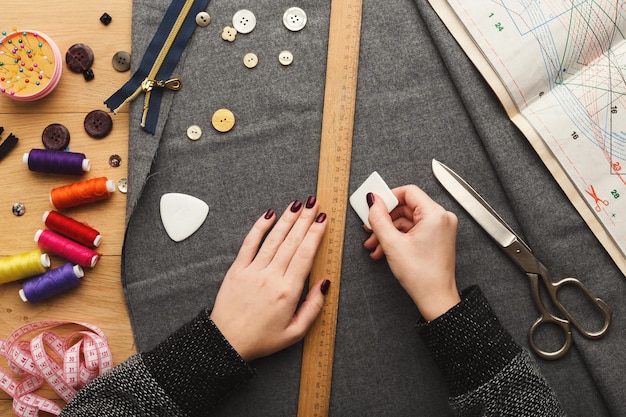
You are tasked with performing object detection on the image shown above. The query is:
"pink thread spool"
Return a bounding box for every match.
[0,30,63,101]
[34,229,100,268]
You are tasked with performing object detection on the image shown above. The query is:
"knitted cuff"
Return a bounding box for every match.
[417,285,521,397]
[142,309,255,416]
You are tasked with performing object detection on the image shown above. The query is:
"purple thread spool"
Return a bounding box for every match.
[23,149,90,175]
[19,262,83,303]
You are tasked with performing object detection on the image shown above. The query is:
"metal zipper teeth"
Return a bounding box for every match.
[112,0,196,124]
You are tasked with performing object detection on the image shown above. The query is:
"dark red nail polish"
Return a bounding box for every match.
[306,195,317,209]
[264,209,275,219]
[290,200,302,212]
[320,280,331,295]
[315,212,327,223]
[366,192,375,207]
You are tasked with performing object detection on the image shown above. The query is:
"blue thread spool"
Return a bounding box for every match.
[19,263,83,303]
[23,149,90,175]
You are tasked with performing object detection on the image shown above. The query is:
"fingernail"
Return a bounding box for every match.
[366,192,375,207]
[315,212,327,223]
[306,195,317,209]
[320,279,331,295]
[290,200,302,212]
[264,209,275,219]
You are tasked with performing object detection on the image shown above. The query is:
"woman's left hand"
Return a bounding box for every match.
[210,197,329,362]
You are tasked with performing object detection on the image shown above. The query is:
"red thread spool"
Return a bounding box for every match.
[43,211,102,248]
[50,177,116,210]
[34,229,100,268]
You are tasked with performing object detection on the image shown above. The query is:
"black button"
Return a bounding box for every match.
[65,43,95,73]
[100,13,112,25]
[84,110,113,138]
[83,68,95,81]
[42,123,71,150]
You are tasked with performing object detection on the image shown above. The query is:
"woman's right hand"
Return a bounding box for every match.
[363,185,461,321]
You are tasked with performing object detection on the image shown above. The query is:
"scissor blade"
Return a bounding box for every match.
[432,159,518,248]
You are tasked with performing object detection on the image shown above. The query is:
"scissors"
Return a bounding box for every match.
[432,159,612,360]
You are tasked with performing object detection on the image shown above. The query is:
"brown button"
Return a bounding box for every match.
[112,51,131,72]
[84,110,113,138]
[65,43,95,73]
[42,123,71,150]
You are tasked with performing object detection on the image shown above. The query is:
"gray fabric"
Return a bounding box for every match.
[121,0,626,415]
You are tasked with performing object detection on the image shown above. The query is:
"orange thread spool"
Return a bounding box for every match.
[50,177,116,210]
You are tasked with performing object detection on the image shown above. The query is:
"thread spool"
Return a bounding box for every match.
[24,149,90,175]
[35,229,99,268]
[0,249,50,284]
[0,30,63,101]
[49,176,116,210]
[19,263,83,303]
[42,211,101,248]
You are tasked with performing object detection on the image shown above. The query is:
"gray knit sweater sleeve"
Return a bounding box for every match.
[60,309,255,417]
[418,285,565,416]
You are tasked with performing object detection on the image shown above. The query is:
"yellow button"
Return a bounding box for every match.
[243,52,258,68]
[212,109,235,132]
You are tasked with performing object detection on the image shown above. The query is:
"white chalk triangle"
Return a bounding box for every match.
[160,193,209,242]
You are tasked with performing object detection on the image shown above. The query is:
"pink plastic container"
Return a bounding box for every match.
[0,30,63,101]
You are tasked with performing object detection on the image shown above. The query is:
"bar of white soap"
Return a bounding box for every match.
[349,171,398,229]
[160,193,209,242]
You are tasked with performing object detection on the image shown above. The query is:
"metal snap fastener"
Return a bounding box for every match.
[283,7,307,31]
[109,154,122,167]
[117,178,128,194]
[12,202,25,216]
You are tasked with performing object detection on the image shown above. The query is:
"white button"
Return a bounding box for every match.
[196,12,211,27]
[243,53,258,69]
[278,50,294,66]
[283,7,307,31]
[233,9,256,34]
[187,125,202,140]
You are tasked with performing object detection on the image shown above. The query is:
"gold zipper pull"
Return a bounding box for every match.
[141,77,182,92]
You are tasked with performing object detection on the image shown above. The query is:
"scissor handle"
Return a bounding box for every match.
[550,276,613,339]
[528,310,573,360]
[527,274,573,360]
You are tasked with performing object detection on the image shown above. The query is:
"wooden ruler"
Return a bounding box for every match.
[297,1,363,416]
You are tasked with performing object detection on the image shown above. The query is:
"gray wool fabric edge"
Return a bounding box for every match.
[121,0,626,416]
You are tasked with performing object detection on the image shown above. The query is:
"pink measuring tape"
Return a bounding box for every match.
[0,320,112,416]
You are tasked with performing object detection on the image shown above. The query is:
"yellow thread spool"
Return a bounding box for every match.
[0,249,50,284]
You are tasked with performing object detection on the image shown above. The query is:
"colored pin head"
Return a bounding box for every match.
[0,30,62,101]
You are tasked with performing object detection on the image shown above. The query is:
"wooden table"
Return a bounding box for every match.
[0,1,135,412]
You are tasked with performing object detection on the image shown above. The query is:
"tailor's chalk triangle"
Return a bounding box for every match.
[160,193,209,242]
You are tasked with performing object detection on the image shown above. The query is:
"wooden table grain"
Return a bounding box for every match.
[0,1,135,412]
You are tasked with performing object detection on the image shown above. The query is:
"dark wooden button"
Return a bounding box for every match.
[42,123,70,150]
[65,43,94,73]
[84,110,113,138]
